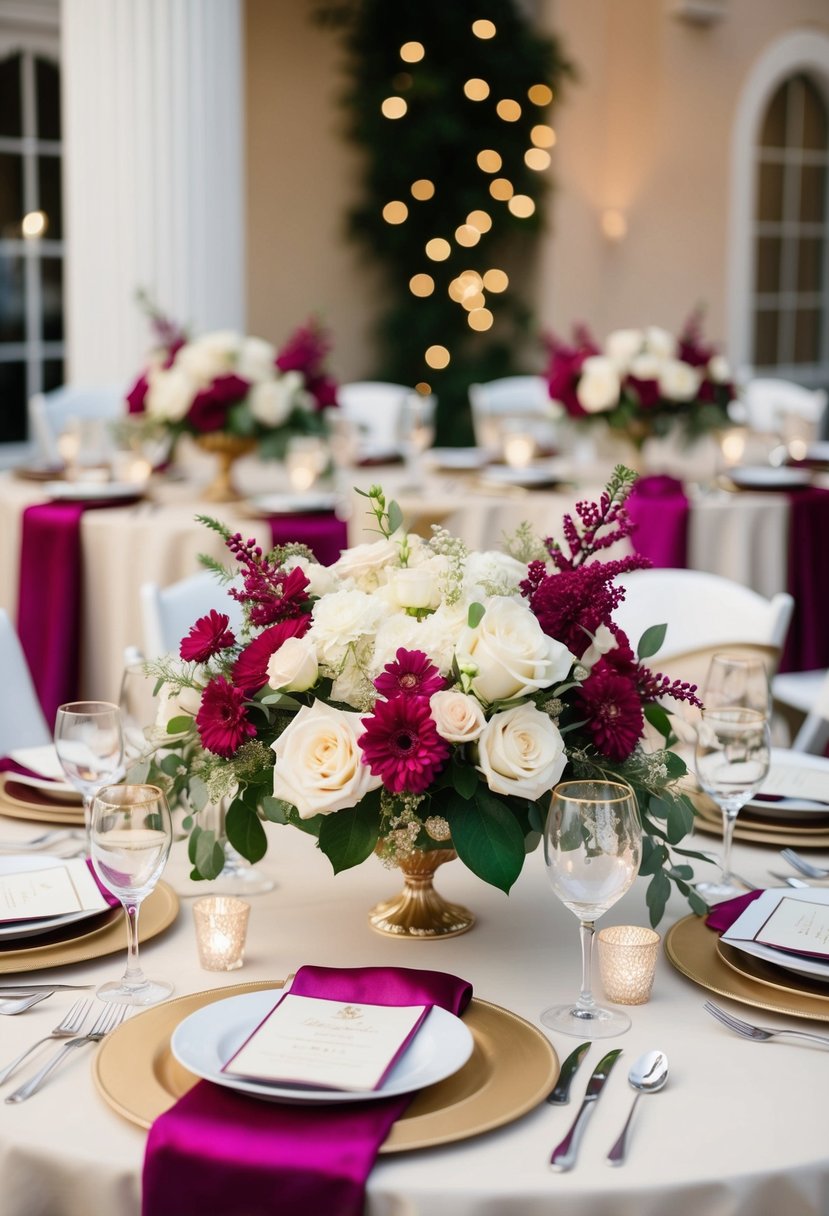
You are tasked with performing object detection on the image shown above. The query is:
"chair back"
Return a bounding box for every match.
[740,378,828,437]
[0,609,51,753]
[468,376,560,451]
[140,571,244,659]
[29,385,126,464]
[337,381,425,459]
[790,669,829,754]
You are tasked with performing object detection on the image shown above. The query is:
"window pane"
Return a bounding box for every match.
[756,160,784,222]
[756,236,782,293]
[801,77,828,152]
[0,253,25,341]
[760,82,788,149]
[0,360,27,443]
[0,153,23,235]
[41,257,63,340]
[0,54,22,139]
[793,308,821,364]
[800,164,826,224]
[798,237,824,293]
[42,358,63,393]
[37,156,62,239]
[35,57,60,141]
[753,308,779,365]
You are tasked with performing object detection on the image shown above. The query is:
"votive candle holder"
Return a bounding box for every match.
[597,925,661,1005]
[193,896,251,971]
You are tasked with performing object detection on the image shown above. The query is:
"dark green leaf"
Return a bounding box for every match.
[648,794,672,820]
[318,801,380,874]
[448,789,525,893]
[451,760,478,800]
[467,602,485,629]
[637,623,667,660]
[646,870,672,927]
[643,703,672,739]
[666,864,693,881]
[160,754,183,778]
[527,798,548,835]
[639,837,668,875]
[187,825,200,865]
[262,796,292,823]
[663,751,687,779]
[225,800,268,863]
[687,888,709,916]
[194,830,225,881]
[666,798,695,844]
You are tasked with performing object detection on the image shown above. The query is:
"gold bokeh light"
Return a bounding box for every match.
[483,268,509,293]
[531,124,556,147]
[528,84,553,106]
[400,41,425,63]
[496,99,521,122]
[425,345,450,369]
[472,19,496,38]
[411,178,435,200]
[425,237,451,261]
[467,209,492,233]
[508,194,536,218]
[525,148,551,171]
[489,177,514,201]
[455,224,481,247]
[410,273,435,297]
[476,149,502,173]
[468,308,494,331]
[381,96,408,119]
[383,200,409,224]
[464,78,490,101]
[415,381,432,395]
[461,291,486,312]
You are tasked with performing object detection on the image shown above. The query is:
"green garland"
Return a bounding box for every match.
[316,0,572,443]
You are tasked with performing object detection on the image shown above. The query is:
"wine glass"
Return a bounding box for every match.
[118,650,156,765]
[54,701,124,837]
[399,392,436,486]
[89,783,173,1005]
[541,780,642,1038]
[704,653,770,715]
[695,707,771,901]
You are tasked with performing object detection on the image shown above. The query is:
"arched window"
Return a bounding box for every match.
[0,35,63,446]
[752,73,828,372]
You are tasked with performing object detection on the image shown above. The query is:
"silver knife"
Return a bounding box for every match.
[547,1042,590,1104]
[0,984,93,993]
[550,1048,622,1171]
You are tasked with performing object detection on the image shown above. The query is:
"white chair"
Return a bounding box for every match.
[773,667,829,754]
[736,378,828,438]
[140,571,244,659]
[468,375,560,452]
[0,609,51,753]
[336,381,424,460]
[28,384,126,465]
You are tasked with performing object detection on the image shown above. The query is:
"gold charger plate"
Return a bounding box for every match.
[693,806,829,847]
[664,913,829,1022]
[716,937,829,1004]
[0,881,178,974]
[0,773,85,826]
[93,982,559,1152]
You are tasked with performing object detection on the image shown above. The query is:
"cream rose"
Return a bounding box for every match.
[155,682,203,731]
[659,358,701,402]
[456,596,574,704]
[266,636,319,692]
[606,328,643,370]
[145,366,196,422]
[271,702,381,818]
[430,690,486,743]
[176,331,241,385]
[236,336,276,383]
[644,326,675,360]
[708,354,730,384]
[282,553,337,598]
[391,566,441,610]
[477,703,567,800]
[576,356,621,413]
[249,375,302,427]
[330,537,399,589]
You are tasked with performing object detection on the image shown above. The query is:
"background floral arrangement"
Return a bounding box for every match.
[138,468,708,926]
[125,309,337,459]
[545,310,735,449]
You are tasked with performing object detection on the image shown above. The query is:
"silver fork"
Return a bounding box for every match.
[780,849,829,880]
[703,1000,829,1048]
[0,830,82,852]
[5,1003,129,1103]
[0,999,91,1085]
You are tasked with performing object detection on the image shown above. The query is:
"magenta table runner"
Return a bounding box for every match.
[142,965,472,1216]
[267,513,347,566]
[779,487,829,673]
[628,476,689,568]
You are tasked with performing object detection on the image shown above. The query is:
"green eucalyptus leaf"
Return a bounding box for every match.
[639,838,668,876]
[160,754,183,778]
[188,777,209,814]
[181,815,193,832]
[637,623,667,660]
[318,802,380,874]
[387,500,404,534]
[194,830,225,881]
[645,869,672,927]
[467,602,485,629]
[262,796,292,824]
[666,798,695,844]
[187,824,201,865]
[225,800,267,863]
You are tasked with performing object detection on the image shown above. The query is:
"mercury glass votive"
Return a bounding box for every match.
[597,925,661,1006]
[193,896,251,971]
[502,430,536,469]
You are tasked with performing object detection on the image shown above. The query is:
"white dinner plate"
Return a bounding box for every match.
[722,887,829,982]
[745,748,829,820]
[480,462,563,488]
[7,746,78,800]
[426,447,490,471]
[171,989,474,1104]
[728,466,812,491]
[248,492,340,516]
[43,480,146,501]
[0,855,106,942]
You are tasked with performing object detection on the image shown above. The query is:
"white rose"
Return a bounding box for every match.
[455,596,574,704]
[271,702,381,818]
[266,636,319,692]
[372,602,462,677]
[605,329,644,370]
[628,353,662,383]
[644,326,675,360]
[145,366,196,422]
[155,682,202,731]
[391,567,441,610]
[659,358,701,402]
[708,354,730,384]
[237,336,276,383]
[176,331,241,385]
[248,372,306,427]
[463,551,527,600]
[309,589,385,666]
[430,690,486,743]
[477,703,567,800]
[576,356,621,413]
[330,537,399,589]
[282,553,338,598]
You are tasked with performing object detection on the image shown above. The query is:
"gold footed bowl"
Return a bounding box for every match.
[369,847,475,939]
[196,433,256,502]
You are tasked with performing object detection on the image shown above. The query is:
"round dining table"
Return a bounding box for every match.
[0,809,825,1216]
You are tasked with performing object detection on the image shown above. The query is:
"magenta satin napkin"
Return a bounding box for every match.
[627,475,689,569]
[704,889,763,933]
[142,965,473,1216]
[267,514,347,567]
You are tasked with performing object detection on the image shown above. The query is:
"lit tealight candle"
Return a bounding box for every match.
[502,431,536,469]
[193,896,251,971]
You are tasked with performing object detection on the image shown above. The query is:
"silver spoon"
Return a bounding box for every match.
[606,1049,668,1166]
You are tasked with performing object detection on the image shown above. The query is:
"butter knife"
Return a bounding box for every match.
[549,1048,622,1171]
[546,1042,590,1104]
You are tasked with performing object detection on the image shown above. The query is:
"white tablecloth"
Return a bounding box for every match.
[0,816,825,1216]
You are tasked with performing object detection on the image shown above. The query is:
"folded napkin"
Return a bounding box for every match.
[267,514,347,567]
[143,965,472,1216]
[705,890,763,933]
[628,475,689,569]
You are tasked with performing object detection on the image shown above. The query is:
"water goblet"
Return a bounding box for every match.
[695,707,771,901]
[703,653,770,715]
[54,701,124,836]
[89,783,173,1005]
[541,780,642,1038]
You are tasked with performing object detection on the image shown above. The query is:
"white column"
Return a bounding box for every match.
[61,0,245,384]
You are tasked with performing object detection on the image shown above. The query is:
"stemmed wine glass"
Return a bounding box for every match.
[542,780,642,1038]
[89,783,173,1005]
[54,701,124,837]
[695,707,771,901]
[399,392,436,487]
[704,653,770,715]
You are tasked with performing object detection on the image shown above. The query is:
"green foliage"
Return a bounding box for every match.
[446,787,526,893]
[316,0,573,442]
[318,793,382,873]
[636,624,668,661]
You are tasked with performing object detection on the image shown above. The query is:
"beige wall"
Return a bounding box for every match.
[245,0,829,381]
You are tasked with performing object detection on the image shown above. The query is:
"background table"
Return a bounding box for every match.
[0,816,825,1216]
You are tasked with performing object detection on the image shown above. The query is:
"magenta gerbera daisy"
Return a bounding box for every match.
[180,609,236,663]
[359,696,451,794]
[374,648,446,700]
[196,676,257,757]
[577,667,644,762]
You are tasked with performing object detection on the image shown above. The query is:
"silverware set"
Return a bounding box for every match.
[0,1000,129,1102]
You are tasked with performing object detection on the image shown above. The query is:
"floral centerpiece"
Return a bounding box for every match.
[138,469,708,932]
[545,310,735,450]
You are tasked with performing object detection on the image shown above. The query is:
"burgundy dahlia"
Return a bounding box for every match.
[359,696,450,794]
[374,648,445,700]
[577,667,644,762]
[232,616,311,695]
[180,609,236,663]
[196,676,257,757]
[186,373,250,432]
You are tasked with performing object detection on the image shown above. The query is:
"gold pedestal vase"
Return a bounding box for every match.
[369,847,475,939]
[195,434,256,502]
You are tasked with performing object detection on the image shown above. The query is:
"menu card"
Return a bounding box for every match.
[0,859,112,924]
[222,993,429,1092]
[757,763,829,804]
[755,896,829,960]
